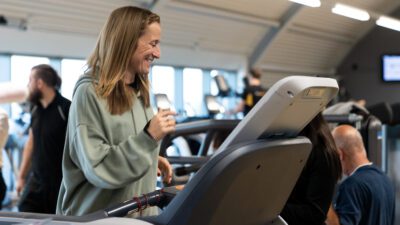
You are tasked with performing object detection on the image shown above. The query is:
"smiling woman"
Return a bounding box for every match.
[129,22,161,83]
[56,6,176,217]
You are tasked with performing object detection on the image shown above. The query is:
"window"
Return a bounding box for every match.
[209,69,239,115]
[151,66,175,106]
[10,55,50,118]
[11,55,50,87]
[183,68,203,116]
[210,70,219,96]
[61,59,87,100]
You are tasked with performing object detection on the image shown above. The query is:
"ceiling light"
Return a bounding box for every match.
[331,3,370,21]
[376,16,400,32]
[289,0,321,8]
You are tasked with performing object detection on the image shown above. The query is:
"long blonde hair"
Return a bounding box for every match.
[87,6,160,115]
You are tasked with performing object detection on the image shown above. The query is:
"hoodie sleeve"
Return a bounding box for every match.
[69,82,159,189]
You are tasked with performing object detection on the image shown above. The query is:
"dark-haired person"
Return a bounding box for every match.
[17,64,71,213]
[281,112,342,225]
[56,6,175,217]
[230,68,267,116]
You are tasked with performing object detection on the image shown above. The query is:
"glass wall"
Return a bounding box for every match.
[10,55,50,119]
[4,55,239,119]
[151,65,175,106]
[183,68,204,116]
[209,69,239,117]
[60,59,87,100]
[10,55,50,86]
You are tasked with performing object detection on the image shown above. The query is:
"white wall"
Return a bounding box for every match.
[0,27,94,59]
[0,26,247,70]
[337,22,400,106]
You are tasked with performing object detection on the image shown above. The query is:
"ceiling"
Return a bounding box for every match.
[0,0,399,76]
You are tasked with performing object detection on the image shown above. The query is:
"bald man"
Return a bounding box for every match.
[326,125,395,225]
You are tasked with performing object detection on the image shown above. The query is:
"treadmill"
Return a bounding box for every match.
[0,76,338,225]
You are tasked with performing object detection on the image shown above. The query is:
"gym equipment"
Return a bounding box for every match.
[0,76,338,225]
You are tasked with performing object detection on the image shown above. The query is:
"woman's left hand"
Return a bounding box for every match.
[158,156,173,184]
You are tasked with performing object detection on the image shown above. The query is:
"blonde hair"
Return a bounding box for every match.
[87,6,160,115]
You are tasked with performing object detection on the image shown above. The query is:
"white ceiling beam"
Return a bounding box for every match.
[288,25,355,44]
[259,63,336,76]
[249,3,302,68]
[159,44,247,70]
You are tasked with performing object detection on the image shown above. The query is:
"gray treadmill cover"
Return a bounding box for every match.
[216,75,338,156]
[0,76,338,225]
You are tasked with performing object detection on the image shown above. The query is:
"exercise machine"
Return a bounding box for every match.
[0,76,338,225]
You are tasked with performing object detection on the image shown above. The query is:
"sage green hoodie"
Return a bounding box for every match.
[56,74,159,217]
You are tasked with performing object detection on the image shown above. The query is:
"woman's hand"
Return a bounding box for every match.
[158,156,173,184]
[146,109,176,141]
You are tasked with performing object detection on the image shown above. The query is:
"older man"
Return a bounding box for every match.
[326,125,395,225]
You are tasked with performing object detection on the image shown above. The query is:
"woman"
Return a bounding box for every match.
[56,6,175,216]
[281,112,342,225]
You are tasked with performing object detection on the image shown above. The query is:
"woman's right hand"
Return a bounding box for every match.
[146,109,176,141]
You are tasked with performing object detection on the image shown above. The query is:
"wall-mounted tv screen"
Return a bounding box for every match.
[382,54,400,82]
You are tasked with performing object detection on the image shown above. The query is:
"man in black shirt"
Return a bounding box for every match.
[231,68,267,116]
[17,64,71,214]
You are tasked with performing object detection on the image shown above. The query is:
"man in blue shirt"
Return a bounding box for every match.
[326,125,395,225]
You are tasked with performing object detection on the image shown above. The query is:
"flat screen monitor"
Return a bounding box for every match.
[381,54,400,82]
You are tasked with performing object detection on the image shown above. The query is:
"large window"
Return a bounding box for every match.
[61,59,87,100]
[10,55,50,118]
[151,66,175,106]
[11,55,50,87]
[183,68,203,116]
[210,70,219,96]
[4,55,239,120]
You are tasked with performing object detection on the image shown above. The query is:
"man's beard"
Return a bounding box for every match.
[27,88,42,105]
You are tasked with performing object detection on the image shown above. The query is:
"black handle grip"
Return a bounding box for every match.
[104,190,163,217]
[103,186,180,217]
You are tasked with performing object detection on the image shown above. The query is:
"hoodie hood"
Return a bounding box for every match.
[72,71,96,98]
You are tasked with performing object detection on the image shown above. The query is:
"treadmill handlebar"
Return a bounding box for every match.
[175,164,203,176]
[104,186,179,218]
[323,113,363,123]
[167,156,209,164]
[160,119,239,156]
